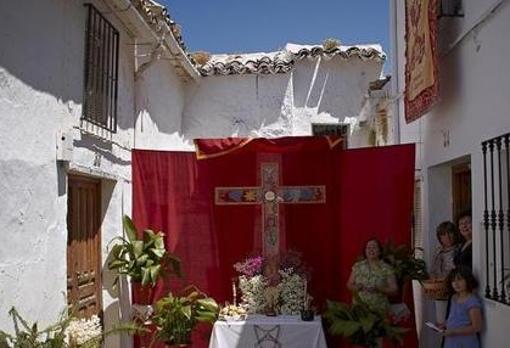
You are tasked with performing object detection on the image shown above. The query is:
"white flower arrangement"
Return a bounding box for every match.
[64,315,102,347]
[238,270,309,315]
[278,268,306,315]
[235,252,311,315]
[238,275,267,314]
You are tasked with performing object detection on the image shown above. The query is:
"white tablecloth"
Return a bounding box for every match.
[209,315,328,348]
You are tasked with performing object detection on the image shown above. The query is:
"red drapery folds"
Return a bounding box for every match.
[132,138,416,348]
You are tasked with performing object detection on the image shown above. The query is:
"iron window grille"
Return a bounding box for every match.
[312,123,349,148]
[482,132,510,305]
[82,4,119,133]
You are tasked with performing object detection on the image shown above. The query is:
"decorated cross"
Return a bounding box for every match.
[215,162,326,259]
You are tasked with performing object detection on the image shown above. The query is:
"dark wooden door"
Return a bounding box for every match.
[452,163,471,222]
[67,175,102,317]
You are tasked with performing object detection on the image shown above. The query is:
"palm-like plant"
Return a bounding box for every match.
[108,215,181,287]
[151,286,219,346]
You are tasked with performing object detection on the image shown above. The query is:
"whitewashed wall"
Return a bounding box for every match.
[134,59,188,150]
[392,0,510,346]
[0,1,136,345]
[183,57,383,148]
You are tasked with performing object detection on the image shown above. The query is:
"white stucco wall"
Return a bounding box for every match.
[0,1,136,344]
[134,58,189,150]
[392,0,510,346]
[183,57,383,148]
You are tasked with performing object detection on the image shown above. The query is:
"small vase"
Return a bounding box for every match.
[300,309,314,321]
[132,282,154,305]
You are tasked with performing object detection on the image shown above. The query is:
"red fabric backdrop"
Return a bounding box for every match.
[132,138,416,348]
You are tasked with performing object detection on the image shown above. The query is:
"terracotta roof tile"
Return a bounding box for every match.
[200,44,385,76]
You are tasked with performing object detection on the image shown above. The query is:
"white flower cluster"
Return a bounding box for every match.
[278,268,306,315]
[238,269,308,315]
[65,315,102,347]
[238,275,267,314]
[219,304,247,321]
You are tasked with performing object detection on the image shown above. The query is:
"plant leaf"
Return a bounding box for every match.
[123,215,137,242]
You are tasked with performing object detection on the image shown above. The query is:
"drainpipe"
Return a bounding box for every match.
[389,0,401,144]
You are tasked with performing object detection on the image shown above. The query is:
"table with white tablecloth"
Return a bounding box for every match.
[208,315,328,348]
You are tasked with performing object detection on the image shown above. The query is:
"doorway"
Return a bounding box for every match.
[452,162,472,222]
[67,174,102,317]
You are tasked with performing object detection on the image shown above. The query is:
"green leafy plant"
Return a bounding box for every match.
[382,244,428,283]
[108,215,181,287]
[324,295,408,348]
[151,286,219,346]
[0,307,141,348]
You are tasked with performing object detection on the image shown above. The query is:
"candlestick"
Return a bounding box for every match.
[303,279,308,310]
[232,280,237,306]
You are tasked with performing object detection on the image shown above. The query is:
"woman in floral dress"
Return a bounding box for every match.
[347,238,398,314]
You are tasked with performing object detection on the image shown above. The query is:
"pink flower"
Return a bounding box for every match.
[234,256,263,276]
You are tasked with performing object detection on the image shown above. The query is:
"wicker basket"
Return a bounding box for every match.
[422,278,449,300]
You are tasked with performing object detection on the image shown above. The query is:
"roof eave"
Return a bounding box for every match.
[109,0,200,81]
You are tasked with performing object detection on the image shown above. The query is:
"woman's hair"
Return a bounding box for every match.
[446,266,479,293]
[362,238,383,259]
[436,221,460,245]
[457,211,472,224]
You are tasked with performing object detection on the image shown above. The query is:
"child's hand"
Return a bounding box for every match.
[441,329,455,336]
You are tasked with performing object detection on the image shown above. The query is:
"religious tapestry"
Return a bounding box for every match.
[405,0,439,123]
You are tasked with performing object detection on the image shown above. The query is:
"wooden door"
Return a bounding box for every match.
[452,163,471,222]
[67,175,102,317]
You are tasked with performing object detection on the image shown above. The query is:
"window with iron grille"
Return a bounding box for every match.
[312,123,349,148]
[481,132,510,305]
[82,4,119,133]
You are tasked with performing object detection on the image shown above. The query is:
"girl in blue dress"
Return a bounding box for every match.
[440,267,483,348]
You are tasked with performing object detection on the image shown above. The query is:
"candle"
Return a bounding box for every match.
[232,280,237,306]
[303,279,308,310]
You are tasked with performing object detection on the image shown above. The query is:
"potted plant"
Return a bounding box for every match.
[151,286,219,347]
[381,244,428,283]
[108,215,182,304]
[324,295,408,348]
[381,243,428,306]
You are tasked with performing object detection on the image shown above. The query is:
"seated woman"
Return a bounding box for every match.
[347,238,398,314]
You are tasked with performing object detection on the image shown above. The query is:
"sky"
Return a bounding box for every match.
[160,0,390,70]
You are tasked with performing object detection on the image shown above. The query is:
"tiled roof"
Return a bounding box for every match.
[131,0,184,47]
[130,0,191,60]
[129,2,385,78]
[369,75,391,90]
[199,43,386,76]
